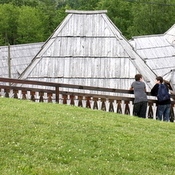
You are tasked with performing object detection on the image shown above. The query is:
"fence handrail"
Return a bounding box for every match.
[0,77,133,93]
[0,77,174,100]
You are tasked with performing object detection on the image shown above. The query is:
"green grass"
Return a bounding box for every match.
[0,97,175,175]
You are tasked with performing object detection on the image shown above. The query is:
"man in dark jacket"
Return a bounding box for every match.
[151,76,171,121]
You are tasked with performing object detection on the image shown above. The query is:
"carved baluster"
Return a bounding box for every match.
[82,96,86,107]
[152,103,157,120]
[66,95,70,105]
[129,101,134,116]
[43,92,47,102]
[121,100,125,115]
[113,100,117,113]
[105,99,110,112]
[9,89,14,98]
[2,89,5,97]
[97,98,102,110]
[74,96,79,106]
[89,97,94,109]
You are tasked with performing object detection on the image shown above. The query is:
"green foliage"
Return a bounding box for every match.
[37,0,67,40]
[17,6,46,44]
[1,97,175,174]
[52,5,69,32]
[0,0,175,45]
[0,4,19,45]
[97,0,132,38]
[127,0,175,37]
[0,0,40,7]
[66,0,101,10]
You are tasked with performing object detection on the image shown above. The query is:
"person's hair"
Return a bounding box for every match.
[135,74,142,81]
[156,76,163,83]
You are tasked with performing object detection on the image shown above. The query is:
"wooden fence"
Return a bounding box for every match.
[0,77,175,122]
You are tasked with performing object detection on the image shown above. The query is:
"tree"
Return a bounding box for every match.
[67,0,101,10]
[1,0,175,45]
[0,4,19,45]
[127,0,175,37]
[17,6,46,44]
[0,0,40,7]
[52,5,69,32]
[36,0,71,40]
[97,0,133,38]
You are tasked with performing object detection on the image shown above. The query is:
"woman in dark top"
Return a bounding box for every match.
[151,76,171,121]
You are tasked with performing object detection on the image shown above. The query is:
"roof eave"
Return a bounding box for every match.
[65,10,107,14]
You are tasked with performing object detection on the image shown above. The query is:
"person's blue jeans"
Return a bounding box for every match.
[157,104,171,121]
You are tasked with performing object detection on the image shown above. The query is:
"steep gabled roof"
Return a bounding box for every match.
[0,42,44,78]
[164,24,175,45]
[130,24,175,91]
[18,10,156,90]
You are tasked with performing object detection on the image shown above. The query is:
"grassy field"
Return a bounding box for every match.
[0,97,175,175]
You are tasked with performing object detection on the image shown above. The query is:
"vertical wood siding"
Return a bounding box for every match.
[9,11,154,93]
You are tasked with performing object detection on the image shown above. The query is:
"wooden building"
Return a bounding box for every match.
[17,10,156,93]
[130,24,175,91]
[0,42,43,79]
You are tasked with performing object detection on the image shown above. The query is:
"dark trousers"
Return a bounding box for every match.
[133,101,147,118]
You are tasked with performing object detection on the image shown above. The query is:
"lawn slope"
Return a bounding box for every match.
[0,97,175,175]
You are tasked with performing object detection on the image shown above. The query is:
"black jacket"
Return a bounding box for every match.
[151,83,171,105]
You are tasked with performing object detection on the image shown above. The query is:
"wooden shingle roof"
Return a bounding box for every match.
[0,42,44,79]
[130,24,175,91]
[18,10,156,91]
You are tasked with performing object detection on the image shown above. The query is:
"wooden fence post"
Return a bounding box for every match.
[55,86,59,103]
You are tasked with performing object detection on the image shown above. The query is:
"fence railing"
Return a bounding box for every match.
[0,77,175,122]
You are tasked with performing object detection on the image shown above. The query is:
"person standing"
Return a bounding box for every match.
[130,74,148,118]
[151,76,171,121]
